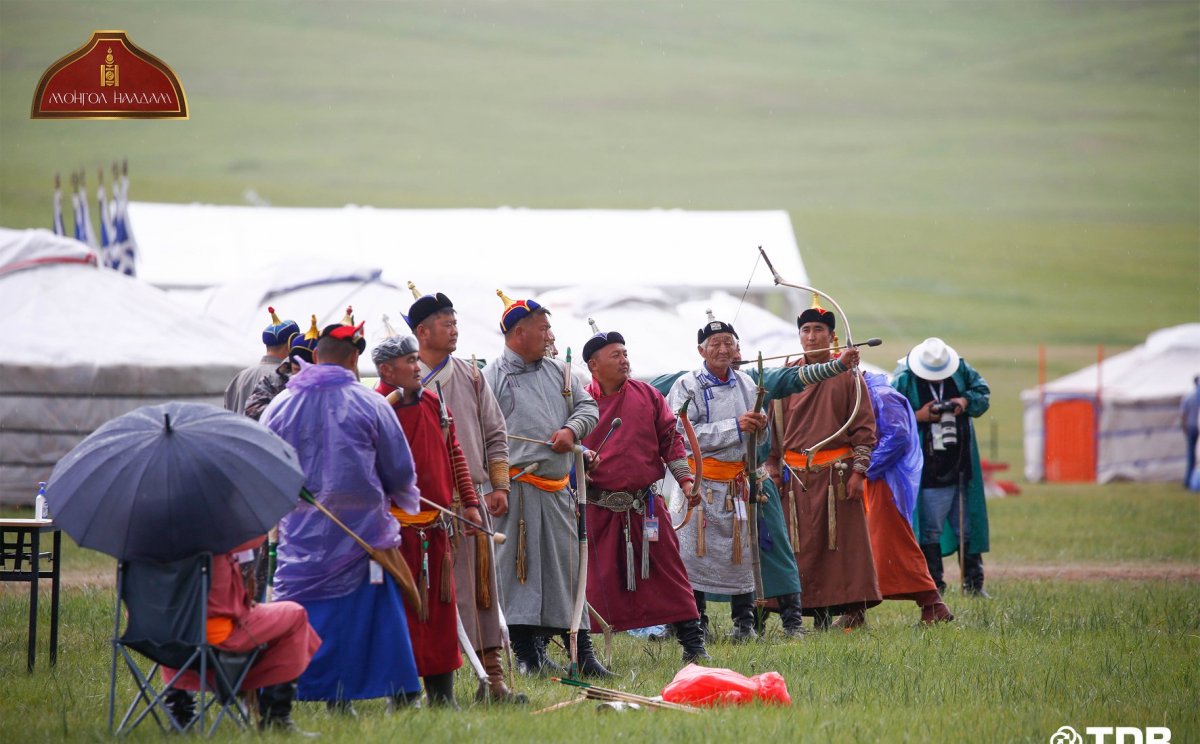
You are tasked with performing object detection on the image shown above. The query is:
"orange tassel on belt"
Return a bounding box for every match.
[475,532,491,609]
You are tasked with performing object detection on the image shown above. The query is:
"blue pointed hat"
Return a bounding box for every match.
[262,307,300,346]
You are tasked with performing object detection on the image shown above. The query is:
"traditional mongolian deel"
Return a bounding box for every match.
[773,360,881,617]
[419,354,510,655]
[582,377,697,631]
[261,363,421,700]
[483,346,598,630]
[378,382,475,678]
[163,537,321,692]
[666,360,848,596]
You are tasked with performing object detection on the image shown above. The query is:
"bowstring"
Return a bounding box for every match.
[731,250,762,327]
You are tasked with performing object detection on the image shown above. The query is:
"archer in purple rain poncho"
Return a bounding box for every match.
[261,334,423,703]
[862,371,952,625]
[864,372,922,522]
[263,362,420,602]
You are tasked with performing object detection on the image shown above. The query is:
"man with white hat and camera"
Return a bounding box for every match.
[891,338,992,598]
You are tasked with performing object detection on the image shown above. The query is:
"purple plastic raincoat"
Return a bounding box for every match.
[864,372,923,523]
[261,364,419,602]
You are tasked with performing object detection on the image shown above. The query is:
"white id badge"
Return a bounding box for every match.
[234,549,255,564]
[369,560,384,585]
[643,517,660,542]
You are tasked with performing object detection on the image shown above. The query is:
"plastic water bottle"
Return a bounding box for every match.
[34,481,48,520]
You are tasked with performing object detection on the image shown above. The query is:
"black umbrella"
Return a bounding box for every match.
[45,401,305,562]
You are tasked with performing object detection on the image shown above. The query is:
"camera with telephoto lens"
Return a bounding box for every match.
[929,400,959,416]
[929,400,959,450]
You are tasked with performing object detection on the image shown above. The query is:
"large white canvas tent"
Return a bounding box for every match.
[0,228,248,504]
[1021,324,1200,484]
[128,202,816,378]
[126,202,809,311]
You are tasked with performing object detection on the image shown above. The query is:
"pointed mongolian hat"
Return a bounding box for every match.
[497,289,548,334]
[796,293,835,330]
[403,281,455,331]
[697,308,738,345]
[262,306,300,346]
[321,305,366,352]
[582,316,626,362]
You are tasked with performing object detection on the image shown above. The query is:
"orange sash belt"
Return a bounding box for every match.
[783,446,853,471]
[509,466,570,493]
[688,457,745,481]
[206,617,234,645]
[390,507,441,527]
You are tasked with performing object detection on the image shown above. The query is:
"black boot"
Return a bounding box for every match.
[423,672,460,710]
[563,629,614,679]
[693,590,712,643]
[729,593,759,642]
[673,618,710,663]
[164,687,195,731]
[389,690,422,711]
[509,624,545,676]
[962,552,990,598]
[535,632,568,676]
[811,607,833,631]
[258,681,314,735]
[920,543,946,595]
[776,593,805,638]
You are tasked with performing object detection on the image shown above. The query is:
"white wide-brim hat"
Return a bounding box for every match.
[906,337,960,381]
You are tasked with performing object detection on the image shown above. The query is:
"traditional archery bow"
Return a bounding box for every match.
[757,246,863,467]
[758,246,866,553]
[674,393,704,533]
[744,351,767,603]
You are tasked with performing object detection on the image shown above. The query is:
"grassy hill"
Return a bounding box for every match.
[1,0,1197,468]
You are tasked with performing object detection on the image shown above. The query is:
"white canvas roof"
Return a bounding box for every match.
[0,228,248,503]
[1021,324,1200,483]
[126,203,807,303]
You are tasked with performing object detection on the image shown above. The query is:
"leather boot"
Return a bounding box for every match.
[811,607,833,631]
[164,687,195,731]
[832,608,866,630]
[563,629,614,679]
[535,633,568,676]
[776,593,805,638]
[962,552,990,598]
[258,681,315,735]
[920,543,946,595]
[919,601,955,625]
[693,590,712,643]
[509,624,547,676]
[475,647,528,704]
[673,618,710,663]
[729,593,759,642]
[423,672,460,710]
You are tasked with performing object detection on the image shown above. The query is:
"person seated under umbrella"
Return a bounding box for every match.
[163,535,322,732]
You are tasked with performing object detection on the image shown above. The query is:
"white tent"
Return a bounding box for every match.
[0,228,248,504]
[184,261,507,378]
[1021,324,1200,483]
[126,202,808,312]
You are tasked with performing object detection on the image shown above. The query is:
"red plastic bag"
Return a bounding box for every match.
[661,663,791,706]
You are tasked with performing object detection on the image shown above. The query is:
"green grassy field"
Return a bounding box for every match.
[2,484,1197,742]
[0,2,1197,741]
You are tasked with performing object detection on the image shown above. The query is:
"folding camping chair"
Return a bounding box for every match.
[108,553,262,736]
